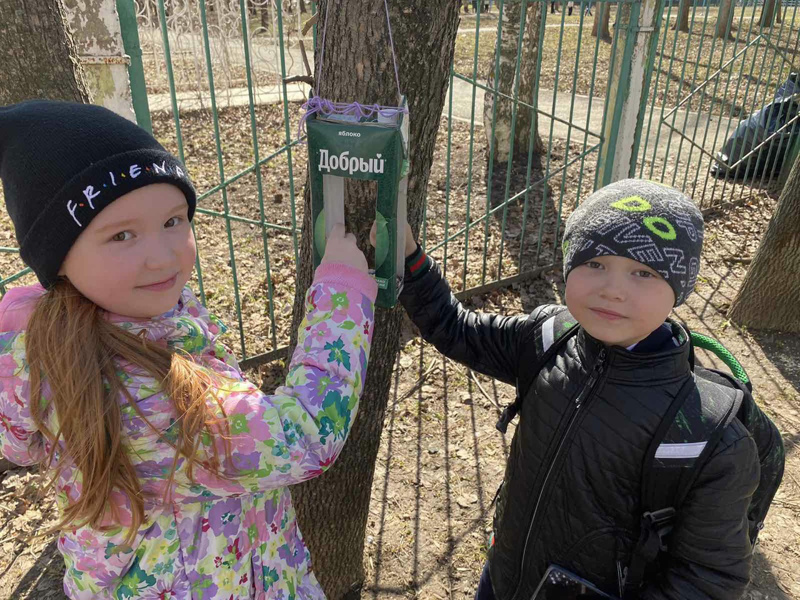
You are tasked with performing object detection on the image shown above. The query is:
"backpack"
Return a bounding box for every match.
[495,307,785,599]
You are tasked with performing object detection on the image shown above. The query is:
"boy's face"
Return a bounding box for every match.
[59,184,196,318]
[565,255,675,348]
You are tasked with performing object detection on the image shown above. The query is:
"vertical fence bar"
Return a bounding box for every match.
[519,0,549,266]
[553,6,589,254]
[460,0,486,291]
[275,0,301,272]
[711,6,763,204]
[198,0,246,358]
[687,3,738,201]
[496,0,531,279]
[158,0,206,305]
[239,0,279,350]
[670,1,713,190]
[480,0,506,286]
[532,1,552,264]
[117,0,152,133]
[750,8,796,196]
[576,2,606,202]
[704,0,752,206]
[638,0,674,179]
[658,1,699,184]
[773,6,800,186]
[443,64,455,279]
[535,4,570,265]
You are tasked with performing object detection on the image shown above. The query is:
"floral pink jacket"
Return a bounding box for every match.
[0,263,376,600]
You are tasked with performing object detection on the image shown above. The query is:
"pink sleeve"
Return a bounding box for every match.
[0,285,45,333]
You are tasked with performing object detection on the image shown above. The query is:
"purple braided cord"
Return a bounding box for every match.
[297,96,408,140]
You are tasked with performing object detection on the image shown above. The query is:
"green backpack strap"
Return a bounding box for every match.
[689,331,751,391]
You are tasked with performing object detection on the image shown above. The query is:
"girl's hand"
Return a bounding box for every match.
[370,221,417,258]
[321,224,369,273]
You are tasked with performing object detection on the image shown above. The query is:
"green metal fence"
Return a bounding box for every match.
[636,0,800,208]
[1,0,798,367]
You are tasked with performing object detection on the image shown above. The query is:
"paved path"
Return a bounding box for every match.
[148,46,736,164]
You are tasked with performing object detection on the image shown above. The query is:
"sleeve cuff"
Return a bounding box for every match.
[405,244,431,280]
[313,263,379,301]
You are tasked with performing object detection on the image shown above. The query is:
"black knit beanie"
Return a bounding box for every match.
[0,100,196,288]
[562,179,704,306]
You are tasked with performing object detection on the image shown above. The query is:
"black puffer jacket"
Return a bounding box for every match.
[400,254,760,600]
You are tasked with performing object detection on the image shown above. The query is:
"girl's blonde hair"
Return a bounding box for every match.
[25,279,229,543]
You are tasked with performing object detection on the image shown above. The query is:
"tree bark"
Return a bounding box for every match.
[728,154,800,332]
[715,0,735,39]
[760,0,777,27]
[0,0,92,105]
[592,1,611,42]
[671,0,691,32]
[284,2,461,599]
[484,0,545,163]
[776,0,782,23]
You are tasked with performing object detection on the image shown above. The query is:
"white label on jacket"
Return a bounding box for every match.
[542,316,555,353]
[655,441,707,459]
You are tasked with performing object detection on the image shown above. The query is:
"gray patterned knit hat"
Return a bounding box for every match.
[562,179,704,306]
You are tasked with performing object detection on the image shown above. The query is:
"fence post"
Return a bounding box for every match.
[596,0,665,186]
[62,0,138,121]
[117,0,153,133]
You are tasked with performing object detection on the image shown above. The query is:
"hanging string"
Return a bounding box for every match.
[313,0,332,98]
[307,0,405,136]
[382,0,402,101]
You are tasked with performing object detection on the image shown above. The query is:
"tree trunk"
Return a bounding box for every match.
[776,0,782,23]
[484,0,545,163]
[715,0,735,39]
[728,155,800,332]
[0,0,91,476]
[592,1,611,42]
[285,2,461,599]
[760,0,777,27]
[671,0,691,32]
[299,0,307,13]
[0,0,91,104]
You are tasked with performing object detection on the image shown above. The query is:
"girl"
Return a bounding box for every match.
[0,100,377,599]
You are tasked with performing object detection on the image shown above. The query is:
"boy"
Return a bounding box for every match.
[393,180,759,599]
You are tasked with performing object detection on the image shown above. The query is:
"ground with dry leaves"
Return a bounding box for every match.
[1,103,798,599]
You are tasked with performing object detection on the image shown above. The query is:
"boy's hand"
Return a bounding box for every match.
[321,224,369,273]
[370,221,417,258]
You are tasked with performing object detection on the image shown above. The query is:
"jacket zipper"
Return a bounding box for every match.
[510,347,608,600]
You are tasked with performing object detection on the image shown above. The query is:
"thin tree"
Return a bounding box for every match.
[592,1,612,42]
[0,0,92,105]
[484,0,546,163]
[715,0,735,39]
[285,2,462,598]
[727,153,800,332]
[760,0,779,27]
[672,0,691,32]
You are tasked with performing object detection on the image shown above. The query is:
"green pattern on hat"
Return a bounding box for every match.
[561,179,704,306]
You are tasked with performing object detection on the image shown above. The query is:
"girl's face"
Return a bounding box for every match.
[565,255,676,348]
[59,184,196,318]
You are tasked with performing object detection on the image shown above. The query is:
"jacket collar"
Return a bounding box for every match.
[575,320,692,384]
[0,284,229,361]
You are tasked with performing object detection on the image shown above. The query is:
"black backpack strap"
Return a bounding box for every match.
[496,307,580,433]
[623,354,744,597]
